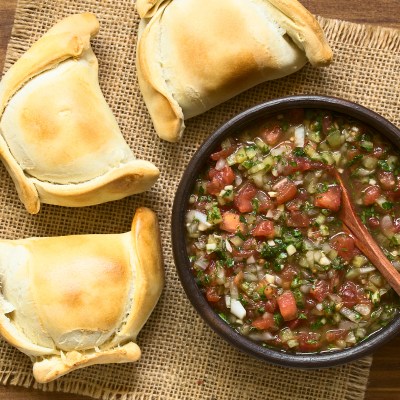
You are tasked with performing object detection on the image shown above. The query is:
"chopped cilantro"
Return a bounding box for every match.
[360,206,376,224]
[242,159,256,169]
[251,197,260,213]
[311,319,325,330]
[218,312,229,323]
[378,160,393,172]
[207,206,222,224]
[317,183,329,193]
[382,201,393,210]
[346,154,363,167]
[332,257,345,270]
[293,288,304,307]
[260,239,286,259]
[293,147,307,157]
[274,313,284,326]
[239,215,246,223]
[298,312,308,320]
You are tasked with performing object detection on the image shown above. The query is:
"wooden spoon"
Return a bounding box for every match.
[333,170,400,296]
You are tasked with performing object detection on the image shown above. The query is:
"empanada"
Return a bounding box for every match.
[136,0,333,142]
[0,13,159,214]
[0,207,164,383]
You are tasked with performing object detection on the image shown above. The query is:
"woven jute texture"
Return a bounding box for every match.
[1,0,399,399]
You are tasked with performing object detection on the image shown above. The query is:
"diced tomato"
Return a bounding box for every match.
[205,287,220,303]
[287,318,302,330]
[330,234,355,262]
[260,125,283,146]
[234,182,257,213]
[286,211,310,228]
[338,281,360,308]
[210,146,236,161]
[286,108,304,125]
[281,265,299,285]
[362,185,381,205]
[252,220,275,238]
[310,280,331,302]
[368,216,380,229]
[314,185,341,212]
[256,191,274,212]
[277,291,298,321]
[373,146,385,159]
[378,170,396,190]
[297,332,322,352]
[252,312,275,330]
[206,166,235,195]
[264,298,278,313]
[282,156,326,176]
[286,198,303,211]
[220,212,244,233]
[243,238,258,250]
[231,249,256,259]
[347,147,360,162]
[233,271,244,286]
[275,179,298,205]
[325,329,347,343]
[322,114,333,134]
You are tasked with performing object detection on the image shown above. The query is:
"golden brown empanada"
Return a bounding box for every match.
[136,0,333,142]
[0,13,159,214]
[0,207,164,383]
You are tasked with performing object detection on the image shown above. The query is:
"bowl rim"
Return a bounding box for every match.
[172,95,400,368]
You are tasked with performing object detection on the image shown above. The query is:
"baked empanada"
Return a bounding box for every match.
[0,207,164,383]
[136,0,333,142]
[0,13,159,214]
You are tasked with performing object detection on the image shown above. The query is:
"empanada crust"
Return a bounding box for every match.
[0,207,164,383]
[136,0,332,142]
[0,13,159,213]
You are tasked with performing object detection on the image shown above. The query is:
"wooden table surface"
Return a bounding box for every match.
[0,0,399,399]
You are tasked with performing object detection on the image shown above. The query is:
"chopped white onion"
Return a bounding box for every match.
[215,158,227,170]
[345,331,357,344]
[380,215,395,238]
[354,303,371,316]
[294,125,305,147]
[248,331,275,341]
[264,274,275,284]
[338,320,358,330]
[225,295,231,309]
[300,284,312,294]
[340,307,361,322]
[235,174,243,186]
[244,272,258,282]
[359,266,376,274]
[194,256,208,270]
[186,210,212,231]
[230,299,246,320]
[246,255,256,265]
[225,239,233,253]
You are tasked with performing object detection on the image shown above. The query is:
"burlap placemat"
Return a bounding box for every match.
[0,0,399,399]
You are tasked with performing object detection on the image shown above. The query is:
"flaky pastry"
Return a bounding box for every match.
[136,0,333,142]
[0,207,164,383]
[0,13,159,214]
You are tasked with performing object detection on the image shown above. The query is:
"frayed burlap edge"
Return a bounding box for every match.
[0,355,373,400]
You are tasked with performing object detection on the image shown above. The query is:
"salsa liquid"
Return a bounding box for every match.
[185,108,400,353]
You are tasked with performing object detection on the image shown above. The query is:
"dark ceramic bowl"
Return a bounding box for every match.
[172,95,400,368]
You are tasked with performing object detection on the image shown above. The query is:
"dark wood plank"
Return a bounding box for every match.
[0,1,399,399]
[0,0,17,72]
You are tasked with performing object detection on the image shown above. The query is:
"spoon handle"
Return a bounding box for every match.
[335,171,400,297]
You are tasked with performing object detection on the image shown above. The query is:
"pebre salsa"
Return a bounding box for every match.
[185,108,400,353]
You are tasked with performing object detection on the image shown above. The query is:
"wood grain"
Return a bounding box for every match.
[0,0,399,399]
